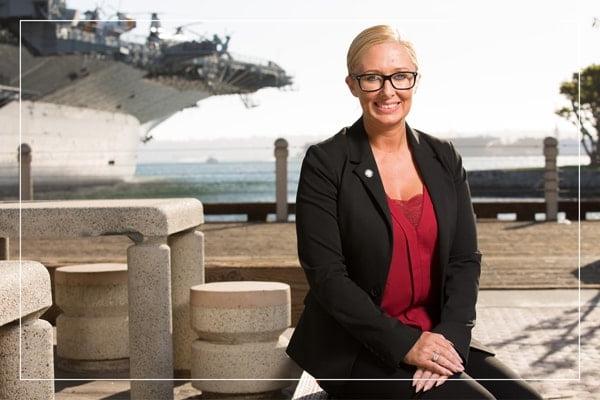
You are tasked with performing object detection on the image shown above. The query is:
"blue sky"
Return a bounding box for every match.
[68,0,599,141]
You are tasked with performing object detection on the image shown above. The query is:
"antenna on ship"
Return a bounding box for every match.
[239,94,259,108]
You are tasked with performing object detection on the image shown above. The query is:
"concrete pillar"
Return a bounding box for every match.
[0,319,54,400]
[190,281,298,395]
[18,143,33,201]
[274,138,289,222]
[167,229,205,376]
[0,238,8,260]
[54,264,129,374]
[544,137,559,221]
[127,237,174,400]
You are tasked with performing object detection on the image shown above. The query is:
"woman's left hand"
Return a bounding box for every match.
[412,367,449,393]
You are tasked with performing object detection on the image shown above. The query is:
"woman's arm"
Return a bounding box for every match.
[431,141,482,364]
[296,144,423,370]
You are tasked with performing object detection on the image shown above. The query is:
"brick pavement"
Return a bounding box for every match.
[474,290,599,399]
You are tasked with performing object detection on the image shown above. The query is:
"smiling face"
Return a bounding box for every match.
[345,41,417,130]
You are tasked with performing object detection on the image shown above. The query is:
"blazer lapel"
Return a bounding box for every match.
[406,124,452,293]
[347,118,393,244]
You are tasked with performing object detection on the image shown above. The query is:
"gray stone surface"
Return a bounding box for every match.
[168,229,205,374]
[192,304,291,343]
[191,281,291,342]
[55,264,128,316]
[191,335,300,394]
[56,315,129,361]
[0,319,54,400]
[275,138,289,222]
[55,264,129,369]
[0,199,206,399]
[127,239,174,400]
[0,261,52,325]
[190,281,295,396]
[0,198,203,239]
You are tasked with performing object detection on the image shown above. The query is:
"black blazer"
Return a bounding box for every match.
[286,116,495,380]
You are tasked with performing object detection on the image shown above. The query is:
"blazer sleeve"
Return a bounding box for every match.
[296,144,422,370]
[431,141,482,364]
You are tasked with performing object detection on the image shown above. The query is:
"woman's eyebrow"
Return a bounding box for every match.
[361,67,413,74]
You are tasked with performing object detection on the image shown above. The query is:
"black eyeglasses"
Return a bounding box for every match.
[352,71,418,92]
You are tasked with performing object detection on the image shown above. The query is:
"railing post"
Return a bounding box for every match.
[0,238,8,260]
[543,137,559,221]
[274,138,288,222]
[18,143,33,201]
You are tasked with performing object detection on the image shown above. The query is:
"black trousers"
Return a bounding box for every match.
[318,346,544,399]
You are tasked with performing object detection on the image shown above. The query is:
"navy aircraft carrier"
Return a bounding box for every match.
[0,0,292,190]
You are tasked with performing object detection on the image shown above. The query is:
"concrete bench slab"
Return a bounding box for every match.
[0,198,203,238]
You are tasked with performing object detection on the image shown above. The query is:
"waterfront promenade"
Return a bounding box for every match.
[8,219,600,399]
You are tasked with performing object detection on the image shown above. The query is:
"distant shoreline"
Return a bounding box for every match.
[1,164,597,201]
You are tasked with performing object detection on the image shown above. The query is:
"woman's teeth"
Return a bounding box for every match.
[376,102,400,111]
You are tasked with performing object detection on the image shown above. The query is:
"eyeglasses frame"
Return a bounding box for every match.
[351,71,418,92]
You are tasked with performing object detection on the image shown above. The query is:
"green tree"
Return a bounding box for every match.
[556,64,600,166]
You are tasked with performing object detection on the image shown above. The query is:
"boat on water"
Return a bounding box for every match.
[0,0,292,193]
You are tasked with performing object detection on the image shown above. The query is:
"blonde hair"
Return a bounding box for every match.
[346,25,419,75]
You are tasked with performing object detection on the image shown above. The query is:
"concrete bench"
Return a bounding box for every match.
[55,263,129,375]
[190,281,301,396]
[292,371,329,399]
[0,199,205,400]
[0,261,54,400]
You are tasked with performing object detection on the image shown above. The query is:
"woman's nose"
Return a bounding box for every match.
[381,78,396,96]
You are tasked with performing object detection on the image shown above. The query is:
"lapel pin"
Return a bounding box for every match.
[364,169,374,178]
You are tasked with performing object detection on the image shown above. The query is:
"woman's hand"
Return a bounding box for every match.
[412,367,449,393]
[403,331,464,376]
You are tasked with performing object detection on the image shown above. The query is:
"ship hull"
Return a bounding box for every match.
[0,100,140,190]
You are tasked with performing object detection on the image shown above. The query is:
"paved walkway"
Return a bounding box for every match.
[10,220,596,398]
[474,290,599,400]
[53,289,599,399]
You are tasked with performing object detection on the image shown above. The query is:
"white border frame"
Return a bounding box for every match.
[16,17,584,385]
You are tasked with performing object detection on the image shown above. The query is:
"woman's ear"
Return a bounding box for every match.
[345,75,359,97]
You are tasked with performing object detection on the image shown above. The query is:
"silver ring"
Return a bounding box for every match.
[432,351,440,362]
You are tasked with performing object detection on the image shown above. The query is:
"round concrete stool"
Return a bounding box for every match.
[190,281,296,395]
[55,263,129,375]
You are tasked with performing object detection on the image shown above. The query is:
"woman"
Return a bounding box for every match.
[285,25,543,399]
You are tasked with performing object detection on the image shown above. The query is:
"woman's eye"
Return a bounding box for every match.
[364,75,381,82]
[392,73,408,81]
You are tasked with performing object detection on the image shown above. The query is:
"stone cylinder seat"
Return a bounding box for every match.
[190,281,298,395]
[54,263,128,375]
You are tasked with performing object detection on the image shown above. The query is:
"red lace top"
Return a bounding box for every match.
[381,184,441,332]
